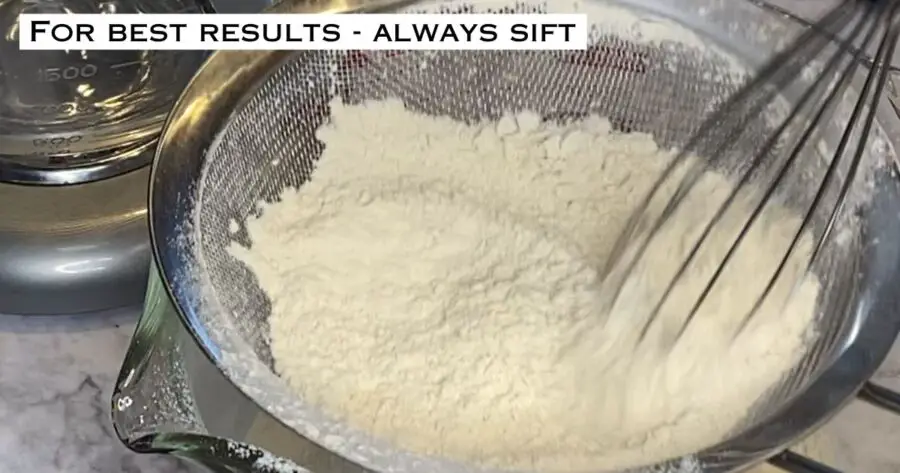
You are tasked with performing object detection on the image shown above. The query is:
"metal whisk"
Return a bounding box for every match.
[600,0,900,348]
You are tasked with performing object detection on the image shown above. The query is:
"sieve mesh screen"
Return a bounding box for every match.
[167,1,894,471]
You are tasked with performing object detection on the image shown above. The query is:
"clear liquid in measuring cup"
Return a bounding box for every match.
[0,0,213,177]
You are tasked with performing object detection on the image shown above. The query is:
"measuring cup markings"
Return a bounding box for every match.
[0,0,212,183]
[0,52,188,122]
[31,134,85,152]
[109,59,144,70]
[36,63,99,83]
[29,102,100,116]
[34,56,144,84]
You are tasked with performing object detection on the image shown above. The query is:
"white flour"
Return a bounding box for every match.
[230,98,820,472]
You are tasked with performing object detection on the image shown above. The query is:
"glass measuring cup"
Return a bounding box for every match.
[0,0,213,184]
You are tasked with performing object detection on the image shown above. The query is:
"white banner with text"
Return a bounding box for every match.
[19,13,589,51]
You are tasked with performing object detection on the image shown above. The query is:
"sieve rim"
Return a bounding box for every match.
[147,0,900,472]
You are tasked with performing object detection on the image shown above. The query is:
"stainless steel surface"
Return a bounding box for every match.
[0,310,201,473]
[0,0,212,185]
[0,166,150,315]
[0,0,202,312]
[0,0,267,316]
[113,0,900,472]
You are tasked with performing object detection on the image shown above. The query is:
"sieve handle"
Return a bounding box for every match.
[769,451,843,473]
[858,381,900,413]
[766,382,900,473]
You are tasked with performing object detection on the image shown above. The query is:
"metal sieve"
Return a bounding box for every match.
[147,0,900,471]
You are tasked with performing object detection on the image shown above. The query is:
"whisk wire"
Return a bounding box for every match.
[599,1,867,309]
[814,13,900,259]
[681,1,892,340]
[743,2,900,334]
[600,0,900,347]
[635,5,882,342]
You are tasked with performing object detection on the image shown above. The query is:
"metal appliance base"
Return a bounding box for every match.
[0,0,275,317]
[0,159,150,316]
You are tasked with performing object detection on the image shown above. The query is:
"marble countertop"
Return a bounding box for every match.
[2,309,900,473]
[0,310,195,473]
[809,339,900,473]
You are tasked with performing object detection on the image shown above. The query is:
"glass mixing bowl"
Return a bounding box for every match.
[110,0,900,472]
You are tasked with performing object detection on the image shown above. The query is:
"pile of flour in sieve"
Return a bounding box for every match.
[229,98,820,472]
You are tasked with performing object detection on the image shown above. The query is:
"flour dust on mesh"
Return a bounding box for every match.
[228,96,819,472]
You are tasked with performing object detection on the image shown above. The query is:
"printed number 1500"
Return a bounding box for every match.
[37,64,99,83]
